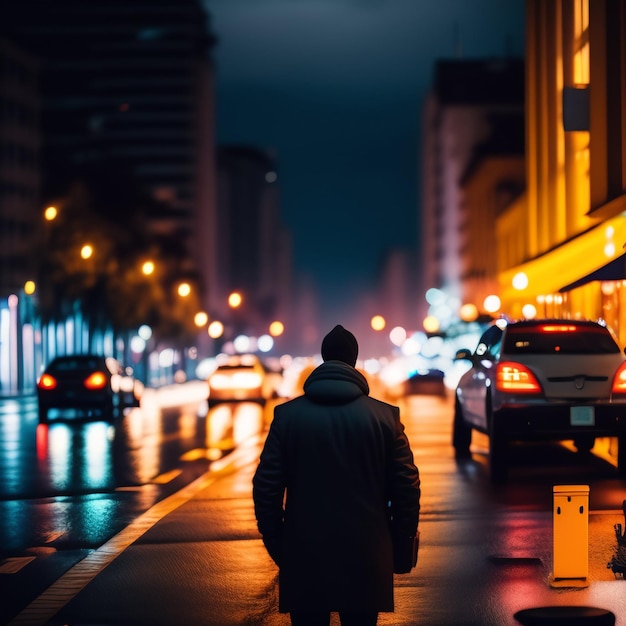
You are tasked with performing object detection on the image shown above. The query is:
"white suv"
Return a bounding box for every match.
[453,318,626,481]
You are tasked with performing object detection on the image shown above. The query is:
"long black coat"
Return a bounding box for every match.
[252,360,420,613]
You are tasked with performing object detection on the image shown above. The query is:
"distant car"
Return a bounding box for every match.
[207,354,278,406]
[37,354,143,422]
[403,368,446,397]
[453,319,626,481]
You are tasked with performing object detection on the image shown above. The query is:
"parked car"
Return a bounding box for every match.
[453,318,626,481]
[37,354,143,422]
[207,354,279,406]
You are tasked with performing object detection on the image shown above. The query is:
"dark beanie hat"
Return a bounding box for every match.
[321,325,358,366]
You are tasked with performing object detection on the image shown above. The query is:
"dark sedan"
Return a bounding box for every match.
[37,354,143,422]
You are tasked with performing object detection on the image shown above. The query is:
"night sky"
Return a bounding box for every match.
[205,0,525,324]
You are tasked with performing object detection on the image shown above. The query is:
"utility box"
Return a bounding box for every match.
[553,484,589,580]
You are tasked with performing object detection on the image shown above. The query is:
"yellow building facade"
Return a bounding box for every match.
[497,0,626,343]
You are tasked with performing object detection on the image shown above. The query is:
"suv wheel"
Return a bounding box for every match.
[452,397,471,457]
[488,405,508,483]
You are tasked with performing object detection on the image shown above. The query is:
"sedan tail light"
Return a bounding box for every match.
[84,371,108,390]
[611,361,626,394]
[496,361,542,393]
[38,373,57,390]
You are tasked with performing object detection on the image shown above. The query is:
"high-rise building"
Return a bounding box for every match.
[2,0,218,315]
[420,58,525,326]
[497,0,626,343]
[215,145,293,351]
[0,37,40,294]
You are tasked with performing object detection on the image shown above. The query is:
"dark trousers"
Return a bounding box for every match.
[289,611,378,626]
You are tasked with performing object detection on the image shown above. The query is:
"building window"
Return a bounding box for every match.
[573,0,589,86]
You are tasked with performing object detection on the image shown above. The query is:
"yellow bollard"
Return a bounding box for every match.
[551,484,590,587]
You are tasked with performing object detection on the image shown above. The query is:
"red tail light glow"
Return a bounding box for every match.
[612,362,626,394]
[496,361,542,393]
[38,373,57,390]
[84,371,108,390]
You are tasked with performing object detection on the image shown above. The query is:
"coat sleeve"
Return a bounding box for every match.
[386,406,421,537]
[252,410,286,566]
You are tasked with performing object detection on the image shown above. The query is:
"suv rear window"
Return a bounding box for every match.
[503,323,620,355]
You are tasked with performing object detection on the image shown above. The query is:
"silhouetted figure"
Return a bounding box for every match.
[253,325,421,626]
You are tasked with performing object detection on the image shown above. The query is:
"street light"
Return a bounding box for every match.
[80,244,93,260]
[208,320,224,339]
[194,311,208,327]
[269,320,284,336]
[44,206,58,221]
[141,260,155,276]
[371,315,386,331]
[228,291,242,308]
[177,282,191,297]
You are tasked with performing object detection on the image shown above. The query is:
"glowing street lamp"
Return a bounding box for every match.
[423,315,440,334]
[194,311,209,327]
[208,320,224,339]
[483,295,501,314]
[141,260,155,276]
[228,291,242,308]
[269,320,284,336]
[177,282,191,297]
[80,244,93,259]
[371,315,386,331]
[44,206,58,221]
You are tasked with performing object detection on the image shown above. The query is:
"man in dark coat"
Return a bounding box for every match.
[253,325,421,626]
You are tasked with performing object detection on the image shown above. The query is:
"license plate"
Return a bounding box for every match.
[570,406,595,426]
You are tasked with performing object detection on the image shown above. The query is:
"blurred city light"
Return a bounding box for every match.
[269,320,284,336]
[483,295,501,313]
[258,334,274,352]
[141,260,155,275]
[177,282,191,297]
[371,315,386,331]
[401,336,421,356]
[138,324,152,340]
[44,206,57,221]
[24,281,36,295]
[208,320,224,339]
[228,292,242,308]
[425,288,446,305]
[459,303,478,322]
[194,311,208,327]
[80,244,93,259]
[423,315,440,333]
[389,326,406,347]
[233,334,251,353]
[130,335,146,353]
[512,272,529,290]
[158,349,175,368]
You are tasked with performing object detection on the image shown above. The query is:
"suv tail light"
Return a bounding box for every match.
[611,362,626,394]
[38,373,57,390]
[84,371,108,390]
[496,361,542,393]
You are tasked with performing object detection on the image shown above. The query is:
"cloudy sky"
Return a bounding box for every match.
[205,0,525,323]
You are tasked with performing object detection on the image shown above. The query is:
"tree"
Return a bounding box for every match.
[37,169,204,346]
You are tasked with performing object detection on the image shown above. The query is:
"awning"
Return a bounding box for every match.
[559,253,626,292]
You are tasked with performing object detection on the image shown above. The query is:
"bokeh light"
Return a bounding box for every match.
[483,295,501,313]
[371,315,386,331]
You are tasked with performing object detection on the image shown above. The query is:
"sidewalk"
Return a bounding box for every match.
[9,432,626,626]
